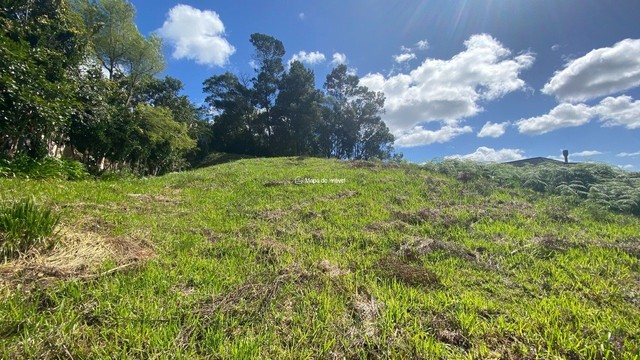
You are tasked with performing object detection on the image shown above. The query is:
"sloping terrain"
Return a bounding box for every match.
[1,157,639,359]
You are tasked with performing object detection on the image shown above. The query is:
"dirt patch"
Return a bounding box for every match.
[317,259,350,277]
[398,237,479,262]
[377,255,439,288]
[0,227,155,291]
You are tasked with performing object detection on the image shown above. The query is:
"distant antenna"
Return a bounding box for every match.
[562,150,569,164]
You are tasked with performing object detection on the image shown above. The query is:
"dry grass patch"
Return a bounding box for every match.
[398,237,479,263]
[431,314,472,350]
[0,227,155,291]
[317,259,350,277]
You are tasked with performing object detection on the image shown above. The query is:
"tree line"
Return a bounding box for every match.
[1,0,398,176]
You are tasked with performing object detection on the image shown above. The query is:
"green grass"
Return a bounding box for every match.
[0,198,60,260]
[0,157,639,359]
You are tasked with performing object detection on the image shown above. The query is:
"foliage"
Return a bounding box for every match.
[132,104,196,175]
[202,34,397,160]
[424,159,640,215]
[0,198,60,261]
[0,154,89,180]
[0,0,86,158]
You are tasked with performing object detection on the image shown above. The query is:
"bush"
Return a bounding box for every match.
[423,159,640,215]
[0,198,60,261]
[0,154,89,180]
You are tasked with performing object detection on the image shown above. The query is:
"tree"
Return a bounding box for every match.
[72,0,163,104]
[272,60,323,156]
[203,72,259,155]
[132,104,196,175]
[0,0,85,158]
[249,33,285,149]
[134,76,209,163]
[322,64,395,160]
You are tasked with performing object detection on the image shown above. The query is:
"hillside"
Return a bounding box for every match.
[1,157,639,359]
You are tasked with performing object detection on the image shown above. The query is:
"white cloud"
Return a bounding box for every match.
[446,147,525,163]
[477,121,509,138]
[394,125,472,148]
[298,12,305,20]
[331,52,347,66]
[617,151,640,157]
[360,34,534,139]
[516,95,640,135]
[551,44,561,51]
[595,95,640,129]
[542,38,640,102]
[416,40,429,50]
[158,5,235,67]
[394,53,416,63]
[571,150,602,157]
[620,164,635,170]
[289,51,326,66]
[516,102,594,135]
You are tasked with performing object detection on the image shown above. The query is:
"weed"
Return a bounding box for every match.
[0,199,60,261]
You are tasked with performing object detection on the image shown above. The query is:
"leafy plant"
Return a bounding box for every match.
[0,155,89,180]
[0,198,60,261]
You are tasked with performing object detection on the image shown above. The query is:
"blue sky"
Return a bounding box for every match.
[129,0,640,168]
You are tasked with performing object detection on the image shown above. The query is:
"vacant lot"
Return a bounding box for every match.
[1,158,639,359]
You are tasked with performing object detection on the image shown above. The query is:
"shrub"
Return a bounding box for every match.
[0,154,89,180]
[0,198,60,261]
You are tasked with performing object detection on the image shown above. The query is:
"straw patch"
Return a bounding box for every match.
[0,227,155,290]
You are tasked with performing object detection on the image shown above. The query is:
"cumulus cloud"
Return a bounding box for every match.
[360,33,534,141]
[289,51,326,66]
[446,147,525,163]
[516,95,640,135]
[394,53,416,63]
[620,164,635,170]
[331,52,347,66]
[542,38,640,102]
[516,103,594,135]
[477,121,509,138]
[595,95,640,129]
[394,125,472,148]
[158,5,235,67]
[617,151,640,157]
[572,150,603,157]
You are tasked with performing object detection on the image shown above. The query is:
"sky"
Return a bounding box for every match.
[129,0,640,169]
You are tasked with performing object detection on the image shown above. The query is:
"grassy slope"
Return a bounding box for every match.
[1,157,639,359]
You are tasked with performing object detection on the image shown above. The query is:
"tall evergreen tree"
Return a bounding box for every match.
[272,60,323,156]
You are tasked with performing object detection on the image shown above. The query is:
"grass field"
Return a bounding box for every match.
[1,157,639,359]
